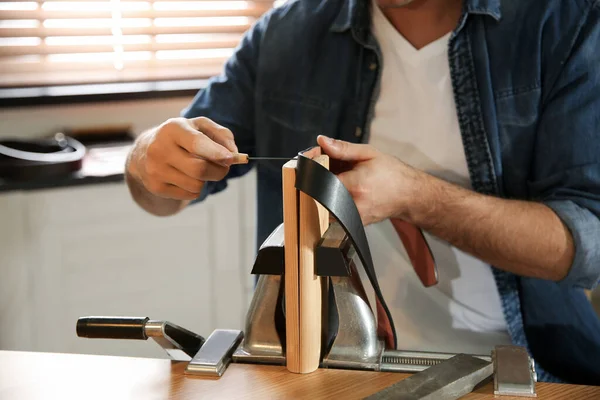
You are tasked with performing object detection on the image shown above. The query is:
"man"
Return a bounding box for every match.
[125,0,600,384]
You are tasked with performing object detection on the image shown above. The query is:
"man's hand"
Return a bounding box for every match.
[316,135,427,225]
[126,117,237,216]
[317,135,574,282]
[128,117,237,201]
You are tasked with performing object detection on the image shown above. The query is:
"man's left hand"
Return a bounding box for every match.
[317,135,430,225]
[316,135,574,282]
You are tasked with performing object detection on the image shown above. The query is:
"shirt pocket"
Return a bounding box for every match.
[495,86,540,127]
[256,91,337,161]
[493,86,541,198]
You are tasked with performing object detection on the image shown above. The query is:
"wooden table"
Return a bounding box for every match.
[1,351,598,399]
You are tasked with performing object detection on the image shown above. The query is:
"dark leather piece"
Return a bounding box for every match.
[295,150,397,349]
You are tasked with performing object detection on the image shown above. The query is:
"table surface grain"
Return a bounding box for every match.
[1,350,599,400]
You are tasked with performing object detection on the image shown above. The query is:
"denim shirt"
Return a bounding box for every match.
[182,0,600,384]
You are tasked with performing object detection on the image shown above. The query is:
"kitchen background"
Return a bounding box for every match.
[0,0,271,359]
[1,0,599,361]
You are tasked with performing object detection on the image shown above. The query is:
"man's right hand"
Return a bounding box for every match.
[127,117,238,202]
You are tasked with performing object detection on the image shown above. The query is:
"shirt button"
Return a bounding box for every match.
[369,62,377,71]
[355,127,362,137]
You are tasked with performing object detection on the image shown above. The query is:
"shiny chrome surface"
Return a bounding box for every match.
[186,329,243,377]
[144,320,165,337]
[233,223,286,364]
[493,345,537,397]
[366,354,494,400]
[144,320,192,362]
[229,222,498,377]
[319,222,383,370]
[232,274,285,364]
[380,350,491,373]
[322,275,384,371]
[259,222,285,250]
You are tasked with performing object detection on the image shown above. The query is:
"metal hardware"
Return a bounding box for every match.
[231,153,291,165]
[380,350,491,373]
[76,316,204,362]
[316,223,493,374]
[322,274,384,371]
[493,345,537,397]
[144,320,204,361]
[186,329,244,377]
[249,157,291,161]
[232,274,285,365]
[76,221,530,393]
[315,222,383,370]
[365,354,494,400]
[233,222,286,365]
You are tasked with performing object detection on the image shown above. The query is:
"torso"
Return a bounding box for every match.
[364,2,511,354]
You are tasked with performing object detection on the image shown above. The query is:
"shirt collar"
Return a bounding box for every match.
[329,0,502,34]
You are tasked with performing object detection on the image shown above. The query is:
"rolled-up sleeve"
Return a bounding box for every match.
[528,2,600,289]
[545,199,600,288]
[181,10,275,201]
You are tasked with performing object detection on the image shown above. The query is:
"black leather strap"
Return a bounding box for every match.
[295,150,397,349]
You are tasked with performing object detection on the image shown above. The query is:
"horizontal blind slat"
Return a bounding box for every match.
[0,22,254,37]
[0,5,271,19]
[0,58,230,72]
[0,64,225,87]
[0,0,277,87]
[0,33,243,56]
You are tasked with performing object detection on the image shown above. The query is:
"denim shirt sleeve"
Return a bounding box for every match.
[180,11,274,202]
[529,2,600,289]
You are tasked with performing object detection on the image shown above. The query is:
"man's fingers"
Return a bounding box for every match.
[172,124,233,166]
[337,171,370,224]
[145,177,199,200]
[317,135,377,162]
[337,170,366,198]
[157,184,199,201]
[329,158,355,175]
[161,166,205,194]
[169,148,230,181]
[336,171,354,191]
[190,117,238,153]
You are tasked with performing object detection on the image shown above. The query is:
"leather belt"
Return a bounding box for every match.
[295,148,398,349]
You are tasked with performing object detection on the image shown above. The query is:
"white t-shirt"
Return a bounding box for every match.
[365,3,512,354]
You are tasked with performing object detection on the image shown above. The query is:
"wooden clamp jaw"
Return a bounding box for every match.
[282,147,329,374]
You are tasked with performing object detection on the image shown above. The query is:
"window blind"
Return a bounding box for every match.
[0,1,277,88]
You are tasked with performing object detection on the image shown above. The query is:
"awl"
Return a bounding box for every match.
[231,153,290,164]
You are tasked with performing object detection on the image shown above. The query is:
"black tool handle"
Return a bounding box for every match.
[76,316,149,340]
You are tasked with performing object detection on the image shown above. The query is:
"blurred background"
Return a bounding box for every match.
[0,0,287,359]
[0,0,598,362]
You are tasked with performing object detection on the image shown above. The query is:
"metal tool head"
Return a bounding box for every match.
[493,345,537,397]
[365,354,494,400]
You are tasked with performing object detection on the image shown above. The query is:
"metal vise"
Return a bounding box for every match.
[233,221,385,371]
[76,222,537,398]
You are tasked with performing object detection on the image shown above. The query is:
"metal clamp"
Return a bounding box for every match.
[186,329,244,377]
[233,223,286,366]
[493,345,537,397]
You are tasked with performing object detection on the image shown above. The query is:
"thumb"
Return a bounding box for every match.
[317,135,377,162]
